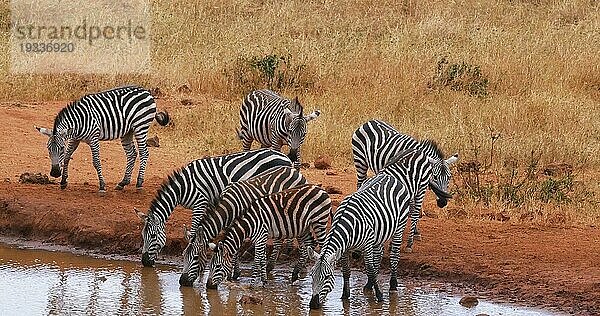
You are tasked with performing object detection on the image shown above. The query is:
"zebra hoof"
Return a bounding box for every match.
[136,186,144,192]
[405,247,413,253]
[115,184,125,190]
[98,189,107,195]
[60,182,67,190]
[414,234,422,241]
[389,278,398,292]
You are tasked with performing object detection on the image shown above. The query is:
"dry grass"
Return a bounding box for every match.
[1,0,599,224]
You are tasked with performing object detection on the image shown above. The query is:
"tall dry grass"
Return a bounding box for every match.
[1,0,598,224]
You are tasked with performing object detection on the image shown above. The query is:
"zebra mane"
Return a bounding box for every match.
[148,167,185,219]
[52,101,79,135]
[419,139,445,160]
[383,147,419,169]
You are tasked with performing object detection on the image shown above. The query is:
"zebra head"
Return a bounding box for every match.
[135,209,166,267]
[426,154,459,207]
[206,242,234,289]
[284,97,320,166]
[179,225,210,287]
[35,126,70,178]
[309,251,336,309]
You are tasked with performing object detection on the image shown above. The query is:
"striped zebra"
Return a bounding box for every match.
[309,149,450,309]
[207,184,332,288]
[237,89,321,169]
[352,119,458,249]
[179,166,307,287]
[35,85,170,192]
[135,149,292,267]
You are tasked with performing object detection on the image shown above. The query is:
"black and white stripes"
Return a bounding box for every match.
[135,149,292,267]
[35,85,169,192]
[178,166,307,287]
[207,184,331,287]
[237,89,320,169]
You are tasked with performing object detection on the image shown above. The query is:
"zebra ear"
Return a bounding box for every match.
[35,126,53,137]
[445,153,459,166]
[304,110,321,122]
[134,208,147,223]
[208,242,217,251]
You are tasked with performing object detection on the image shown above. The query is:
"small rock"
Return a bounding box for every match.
[324,186,342,195]
[314,155,332,170]
[325,171,337,176]
[239,294,262,305]
[3,178,10,183]
[147,135,160,147]
[19,172,53,185]
[459,296,479,308]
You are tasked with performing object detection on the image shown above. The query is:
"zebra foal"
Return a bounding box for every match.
[207,184,332,288]
[237,89,321,169]
[35,85,169,192]
[179,166,307,287]
[135,149,292,267]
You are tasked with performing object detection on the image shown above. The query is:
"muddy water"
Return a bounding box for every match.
[0,243,559,316]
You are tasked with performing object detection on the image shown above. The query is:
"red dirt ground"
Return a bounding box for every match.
[0,101,598,315]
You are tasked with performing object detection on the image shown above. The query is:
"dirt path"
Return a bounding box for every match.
[0,101,598,315]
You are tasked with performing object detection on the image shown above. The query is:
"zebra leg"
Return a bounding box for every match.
[267,239,282,273]
[252,231,268,285]
[116,132,137,190]
[88,138,106,192]
[134,129,150,189]
[363,245,383,291]
[389,232,403,292]
[229,254,241,281]
[341,252,351,300]
[406,202,417,252]
[292,242,308,283]
[60,140,80,190]
[353,154,368,190]
[363,244,383,302]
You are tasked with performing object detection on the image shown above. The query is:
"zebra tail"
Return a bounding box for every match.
[235,127,243,140]
[155,111,170,126]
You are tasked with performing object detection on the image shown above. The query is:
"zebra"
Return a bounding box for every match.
[237,89,321,169]
[179,166,308,287]
[352,119,459,249]
[35,85,170,192]
[309,149,451,309]
[135,149,292,267]
[206,184,332,288]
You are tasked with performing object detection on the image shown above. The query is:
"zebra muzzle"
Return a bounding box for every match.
[179,273,194,287]
[206,279,218,290]
[309,295,321,309]
[141,252,155,267]
[50,165,61,178]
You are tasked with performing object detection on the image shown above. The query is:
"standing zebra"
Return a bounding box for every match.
[35,85,170,192]
[237,89,321,169]
[135,149,292,267]
[207,184,332,288]
[352,119,458,249]
[179,166,307,287]
[309,149,450,309]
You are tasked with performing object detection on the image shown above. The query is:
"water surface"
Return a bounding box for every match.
[0,243,560,315]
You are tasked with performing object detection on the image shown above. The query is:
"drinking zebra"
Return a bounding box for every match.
[207,184,332,288]
[35,85,170,192]
[237,89,321,169]
[135,149,292,267]
[309,149,450,309]
[179,166,307,287]
[351,119,458,249]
